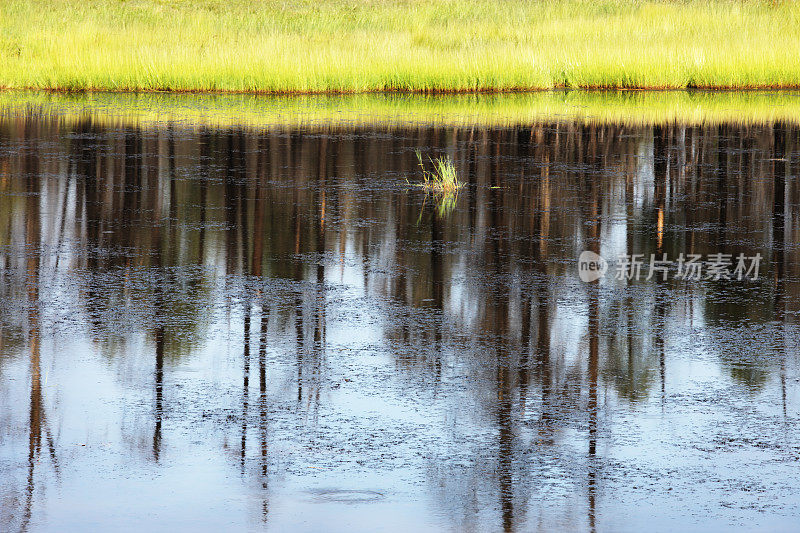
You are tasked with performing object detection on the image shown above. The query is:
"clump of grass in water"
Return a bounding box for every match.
[412,149,463,194]
[410,149,463,219]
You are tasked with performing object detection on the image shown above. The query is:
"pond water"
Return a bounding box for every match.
[1,95,799,532]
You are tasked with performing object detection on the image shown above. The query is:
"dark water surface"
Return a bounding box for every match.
[1,103,800,532]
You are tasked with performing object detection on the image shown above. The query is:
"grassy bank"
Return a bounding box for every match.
[3,91,800,128]
[1,0,800,93]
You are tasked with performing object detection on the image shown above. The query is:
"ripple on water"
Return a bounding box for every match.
[307,488,387,504]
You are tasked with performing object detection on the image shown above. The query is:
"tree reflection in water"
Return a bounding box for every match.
[1,111,799,531]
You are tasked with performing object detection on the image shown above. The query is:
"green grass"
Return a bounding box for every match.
[2,0,800,92]
[413,150,462,194]
[411,149,463,218]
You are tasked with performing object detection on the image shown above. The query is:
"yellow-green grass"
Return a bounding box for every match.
[1,0,800,93]
[413,149,462,193]
[2,90,800,129]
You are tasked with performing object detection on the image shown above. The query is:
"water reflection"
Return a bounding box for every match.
[1,109,799,531]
